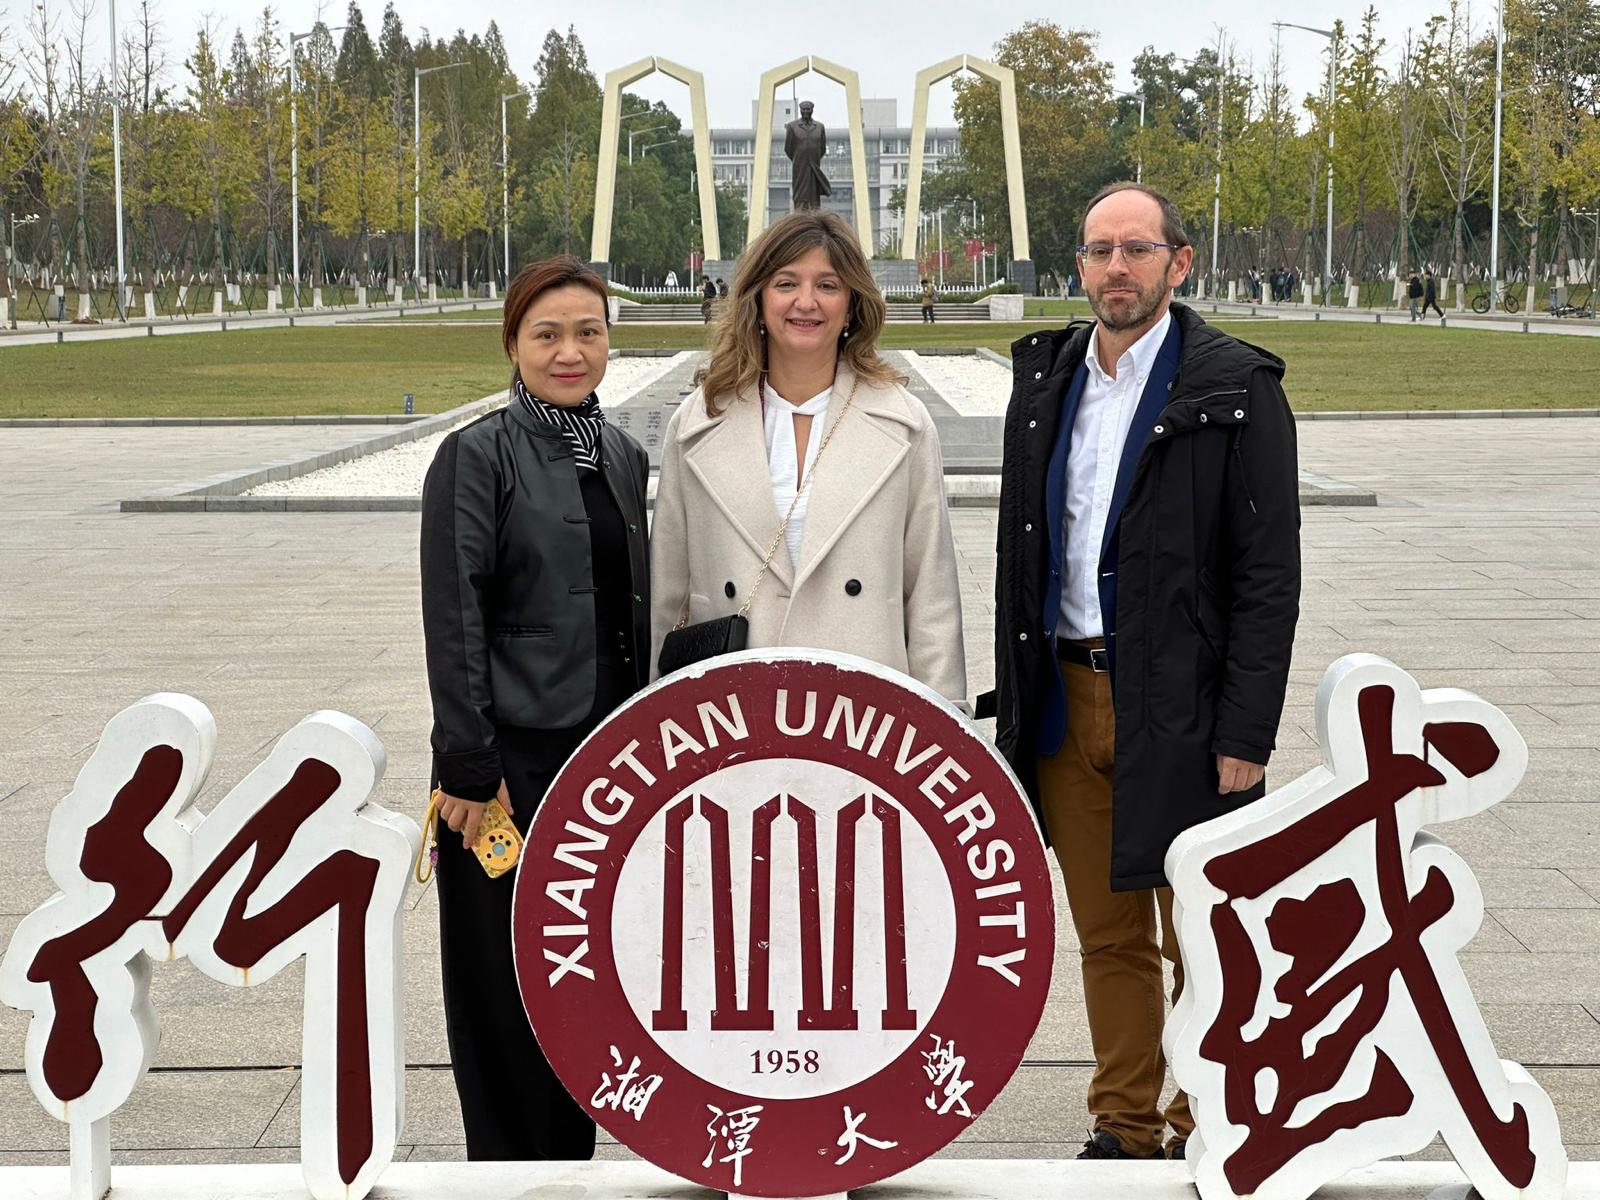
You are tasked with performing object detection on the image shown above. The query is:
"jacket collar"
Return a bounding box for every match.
[673,361,919,442]
[1013,301,1285,400]
[677,360,920,594]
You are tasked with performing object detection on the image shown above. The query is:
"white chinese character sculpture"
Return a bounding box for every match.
[1167,654,1568,1200]
[0,694,418,1200]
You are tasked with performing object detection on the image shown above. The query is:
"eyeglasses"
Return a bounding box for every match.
[1077,241,1179,267]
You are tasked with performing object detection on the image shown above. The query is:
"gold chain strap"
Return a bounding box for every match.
[673,377,860,631]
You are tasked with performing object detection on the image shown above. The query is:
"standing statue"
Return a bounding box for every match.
[784,101,831,212]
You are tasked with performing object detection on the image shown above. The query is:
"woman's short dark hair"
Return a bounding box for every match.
[501,255,610,359]
[1077,182,1191,250]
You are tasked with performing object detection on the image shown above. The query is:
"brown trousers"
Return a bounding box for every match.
[1037,653,1194,1156]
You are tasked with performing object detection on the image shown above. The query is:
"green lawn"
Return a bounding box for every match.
[1,317,1595,417]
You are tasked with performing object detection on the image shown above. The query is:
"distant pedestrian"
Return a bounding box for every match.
[716,277,728,299]
[920,277,936,323]
[1422,271,1444,319]
[1407,272,1423,321]
[701,275,717,323]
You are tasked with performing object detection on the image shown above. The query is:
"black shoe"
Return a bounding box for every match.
[1076,1130,1158,1160]
[1166,1139,1187,1160]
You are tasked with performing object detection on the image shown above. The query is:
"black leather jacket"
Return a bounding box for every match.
[420,400,650,801]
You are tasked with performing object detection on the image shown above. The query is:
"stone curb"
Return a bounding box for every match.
[118,392,505,513]
[2,414,430,427]
[952,352,1600,420]
[120,477,1371,514]
[0,297,497,346]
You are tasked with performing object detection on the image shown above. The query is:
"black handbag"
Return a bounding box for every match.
[656,377,858,677]
[658,612,750,677]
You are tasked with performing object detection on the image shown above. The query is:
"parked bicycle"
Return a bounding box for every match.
[1470,287,1522,314]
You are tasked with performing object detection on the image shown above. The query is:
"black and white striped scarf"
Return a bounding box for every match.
[513,374,606,472]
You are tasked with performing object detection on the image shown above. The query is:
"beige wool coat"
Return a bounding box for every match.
[650,363,967,704]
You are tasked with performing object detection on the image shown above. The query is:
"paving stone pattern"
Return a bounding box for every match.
[0,418,1597,1165]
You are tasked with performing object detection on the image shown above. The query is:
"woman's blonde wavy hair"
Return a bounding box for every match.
[695,210,904,414]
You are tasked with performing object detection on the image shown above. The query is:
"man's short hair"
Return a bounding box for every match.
[1078,182,1190,250]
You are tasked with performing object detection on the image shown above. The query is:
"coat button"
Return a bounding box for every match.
[1028,419,1037,428]
[725,581,737,598]
[1200,413,1208,423]
[1234,409,1245,419]
[628,523,638,533]
[844,579,862,596]
[1030,337,1038,345]
[632,593,642,603]
[1024,522,1033,532]
[1034,371,1043,380]
[1153,424,1164,434]
[1019,632,1028,641]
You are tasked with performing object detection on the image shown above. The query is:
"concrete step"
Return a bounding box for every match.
[613,303,999,322]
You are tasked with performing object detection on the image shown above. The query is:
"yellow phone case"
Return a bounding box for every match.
[473,797,523,878]
[417,788,524,882]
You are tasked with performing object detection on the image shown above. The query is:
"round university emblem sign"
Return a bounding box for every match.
[512,650,1054,1195]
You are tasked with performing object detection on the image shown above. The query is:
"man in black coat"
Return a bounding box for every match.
[1423,269,1445,318]
[989,182,1301,1162]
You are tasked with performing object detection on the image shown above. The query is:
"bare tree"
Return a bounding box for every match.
[1427,0,1493,309]
[1381,30,1430,294]
[116,0,166,310]
[27,0,108,319]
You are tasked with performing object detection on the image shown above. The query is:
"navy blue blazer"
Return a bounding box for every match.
[1035,317,1185,756]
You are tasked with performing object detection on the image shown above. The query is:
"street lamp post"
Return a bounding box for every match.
[628,125,671,164]
[290,24,345,311]
[414,61,466,299]
[1210,32,1224,299]
[1137,91,1146,183]
[1488,0,1506,311]
[1275,22,1338,305]
[108,0,127,320]
[500,90,529,289]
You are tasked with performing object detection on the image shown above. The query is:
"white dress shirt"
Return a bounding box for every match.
[763,383,832,568]
[1058,310,1172,640]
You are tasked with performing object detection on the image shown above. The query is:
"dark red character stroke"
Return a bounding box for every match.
[161,759,381,1188]
[1198,683,1535,1194]
[26,745,185,1104]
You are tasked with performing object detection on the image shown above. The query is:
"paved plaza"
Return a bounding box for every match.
[0,414,1597,1168]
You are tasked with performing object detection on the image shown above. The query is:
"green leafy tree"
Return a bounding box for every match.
[334,2,382,103]
[953,20,1119,278]
[171,22,251,292]
[1333,9,1387,288]
[1380,30,1431,286]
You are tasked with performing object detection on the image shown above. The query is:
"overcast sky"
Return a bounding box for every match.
[8,0,1460,129]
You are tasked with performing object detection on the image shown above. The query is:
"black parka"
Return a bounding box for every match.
[992,303,1302,890]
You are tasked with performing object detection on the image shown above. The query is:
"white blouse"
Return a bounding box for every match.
[762,383,832,569]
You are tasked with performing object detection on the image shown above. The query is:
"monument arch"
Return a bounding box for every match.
[591,57,720,266]
[901,54,1030,265]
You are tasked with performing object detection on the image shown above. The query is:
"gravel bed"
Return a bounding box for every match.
[245,354,690,497]
[901,351,1011,418]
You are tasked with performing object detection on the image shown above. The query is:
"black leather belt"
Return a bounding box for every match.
[1057,638,1109,673]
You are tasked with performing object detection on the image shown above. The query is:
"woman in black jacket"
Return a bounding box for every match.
[420,255,648,1161]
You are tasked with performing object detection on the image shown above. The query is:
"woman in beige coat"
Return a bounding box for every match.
[651,210,966,704]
